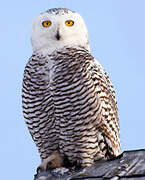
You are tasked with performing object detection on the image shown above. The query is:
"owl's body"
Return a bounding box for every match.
[22,8,121,169]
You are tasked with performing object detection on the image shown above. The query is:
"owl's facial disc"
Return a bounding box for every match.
[31,8,90,53]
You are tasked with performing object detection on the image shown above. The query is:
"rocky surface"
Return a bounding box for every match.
[34,149,145,180]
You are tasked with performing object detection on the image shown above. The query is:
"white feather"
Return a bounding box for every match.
[31,10,90,53]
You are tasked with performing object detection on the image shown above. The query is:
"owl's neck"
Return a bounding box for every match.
[33,44,90,56]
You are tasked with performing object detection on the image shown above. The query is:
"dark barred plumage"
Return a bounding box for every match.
[22,47,121,167]
[45,8,75,15]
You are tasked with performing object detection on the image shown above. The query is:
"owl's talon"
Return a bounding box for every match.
[37,166,43,174]
[37,151,64,173]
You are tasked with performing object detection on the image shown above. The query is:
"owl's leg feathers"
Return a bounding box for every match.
[37,151,64,173]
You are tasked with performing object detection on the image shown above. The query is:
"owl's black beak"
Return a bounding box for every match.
[55,30,61,40]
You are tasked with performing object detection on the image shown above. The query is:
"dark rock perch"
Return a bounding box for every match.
[34,149,145,180]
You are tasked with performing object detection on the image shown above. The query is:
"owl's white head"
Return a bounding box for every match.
[31,8,90,53]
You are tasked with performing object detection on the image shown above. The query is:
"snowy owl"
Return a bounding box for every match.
[22,8,121,171]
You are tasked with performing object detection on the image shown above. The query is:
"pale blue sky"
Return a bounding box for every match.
[0,1,145,180]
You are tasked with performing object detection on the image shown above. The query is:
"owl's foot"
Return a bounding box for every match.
[37,151,64,173]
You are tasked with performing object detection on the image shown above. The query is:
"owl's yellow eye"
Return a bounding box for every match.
[65,20,74,26]
[42,21,52,27]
